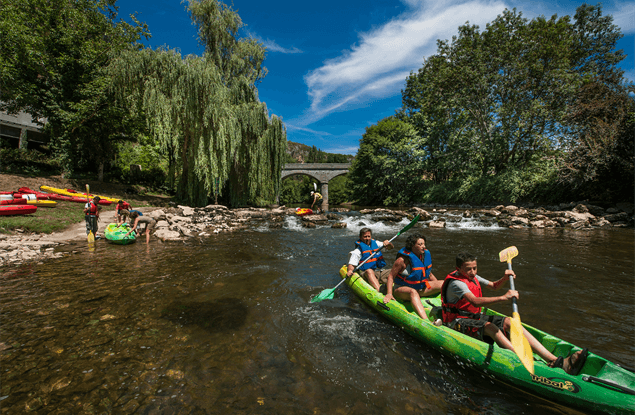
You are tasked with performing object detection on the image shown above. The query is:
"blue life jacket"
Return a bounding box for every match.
[394,247,432,290]
[355,239,386,270]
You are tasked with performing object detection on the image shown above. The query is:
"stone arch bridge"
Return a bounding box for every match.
[280,163,351,211]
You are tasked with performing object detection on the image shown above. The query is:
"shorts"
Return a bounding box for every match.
[394,278,432,292]
[449,314,507,344]
[143,219,157,232]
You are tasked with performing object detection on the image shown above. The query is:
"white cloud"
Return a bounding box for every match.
[248,32,303,54]
[302,0,507,126]
[611,1,635,33]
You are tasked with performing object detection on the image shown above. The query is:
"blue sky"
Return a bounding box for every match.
[116,0,634,155]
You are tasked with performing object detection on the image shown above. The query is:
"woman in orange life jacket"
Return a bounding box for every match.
[441,252,588,375]
[83,196,101,237]
[346,228,393,291]
[382,233,443,320]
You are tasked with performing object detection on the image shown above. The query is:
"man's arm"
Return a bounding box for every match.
[482,270,515,291]
[462,289,518,307]
[346,248,362,277]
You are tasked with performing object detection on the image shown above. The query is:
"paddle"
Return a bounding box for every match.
[499,246,534,374]
[310,214,421,303]
[86,184,95,245]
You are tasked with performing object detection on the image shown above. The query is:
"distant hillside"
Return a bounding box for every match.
[286,141,354,163]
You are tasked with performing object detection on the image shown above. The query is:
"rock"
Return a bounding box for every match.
[502,205,519,214]
[573,204,589,214]
[616,203,634,215]
[604,212,629,223]
[462,210,472,218]
[428,221,446,228]
[147,210,166,220]
[482,209,501,217]
[409,207,432,220]
[154,229,181,241]
[331,222,347,228]
[178,206,195,216]
[326,213,343,220]
[302,222,316,228]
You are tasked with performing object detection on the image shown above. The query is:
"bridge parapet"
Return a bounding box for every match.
[280,163,352,211]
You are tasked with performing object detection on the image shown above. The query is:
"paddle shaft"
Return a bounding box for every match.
[506,261,519,315]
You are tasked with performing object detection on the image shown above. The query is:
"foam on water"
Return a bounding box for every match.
[341,215,411,236]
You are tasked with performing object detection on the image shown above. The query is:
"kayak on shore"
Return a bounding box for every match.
[39,185,115,204]
[0,205,38,216]
[336,265,635,415]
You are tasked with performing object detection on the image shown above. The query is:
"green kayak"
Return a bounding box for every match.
[104,223,136,245]
[337,265,635,414]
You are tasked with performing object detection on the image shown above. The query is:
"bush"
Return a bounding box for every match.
[0,148,62,176]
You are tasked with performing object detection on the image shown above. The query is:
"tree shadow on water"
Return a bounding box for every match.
[160,298,248,333]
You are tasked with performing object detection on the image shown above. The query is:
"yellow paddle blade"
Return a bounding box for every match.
[510,312,534,374]
[87,231,95,244]
[499,246,518,263]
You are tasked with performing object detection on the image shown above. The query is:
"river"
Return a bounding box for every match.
[1,212,633,414]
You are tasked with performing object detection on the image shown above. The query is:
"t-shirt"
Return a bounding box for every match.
[445,275,491,304]
[348,241,385,266]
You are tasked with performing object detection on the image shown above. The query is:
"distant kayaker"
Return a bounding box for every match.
[116,200,132,224]
[441,252,588,375]
[124,211,156,244]
[310,191,323,214]
[346,228,393,291]
[382,233,443,319]
[83,196,101,238]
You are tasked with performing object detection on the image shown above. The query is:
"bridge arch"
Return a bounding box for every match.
[280,163,352,211]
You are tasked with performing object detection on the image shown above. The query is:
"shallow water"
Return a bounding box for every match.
[1,213,633,414]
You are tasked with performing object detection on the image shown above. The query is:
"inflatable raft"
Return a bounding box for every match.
[295,208,313,216]
[337,265,635,414]
[104,223,136,245]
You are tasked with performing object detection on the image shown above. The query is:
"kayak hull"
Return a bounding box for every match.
[104,223,136,245]
[0,205,38,216]
[40,185,114,205]
[295,208,313,216]
[337,265,635,415]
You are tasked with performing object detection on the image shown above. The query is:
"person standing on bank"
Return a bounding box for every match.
[83,196,101,238]
[124,211,156,244]
[346,228,393,291]
[382,233,443,320]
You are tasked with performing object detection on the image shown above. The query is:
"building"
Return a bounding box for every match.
[0,109,48,151]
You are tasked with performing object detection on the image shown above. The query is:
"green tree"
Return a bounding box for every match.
[0,0,148,175]
[401,4,626,190]
[348,117,424,206]
[110,0,286,207]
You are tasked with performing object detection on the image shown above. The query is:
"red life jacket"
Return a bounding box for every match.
[441,270,482,324]
[87,201,99,215]
[117,201,131,212]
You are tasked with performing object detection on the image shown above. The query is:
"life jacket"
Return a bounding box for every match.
[86,201,99,216]
[394,247,432,290]
[441,270,482,324]
[314,192,323,200]
[117,201,131,212]
[355,239,386,270]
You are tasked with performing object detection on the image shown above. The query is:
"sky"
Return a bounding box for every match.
[116,0,634,155]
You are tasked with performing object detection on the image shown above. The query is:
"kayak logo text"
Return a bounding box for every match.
[530,374,580,393]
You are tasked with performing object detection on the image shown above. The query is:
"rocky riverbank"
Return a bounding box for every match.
[2,200,632,268]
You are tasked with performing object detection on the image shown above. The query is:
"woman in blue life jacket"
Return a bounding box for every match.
[346,227,393,291]
[382,233,443,320]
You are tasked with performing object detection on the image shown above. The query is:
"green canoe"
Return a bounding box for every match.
[337,265,635,414]
[104,223,136,245]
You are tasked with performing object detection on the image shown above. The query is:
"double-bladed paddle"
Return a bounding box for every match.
[310,214,420,303]
[499,246,534,374]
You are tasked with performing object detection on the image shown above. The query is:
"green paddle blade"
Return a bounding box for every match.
[310,288,336,303]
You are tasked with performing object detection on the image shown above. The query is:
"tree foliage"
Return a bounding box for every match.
[0,0,148,174]
[109,0,286,207]
[348,117,425,206]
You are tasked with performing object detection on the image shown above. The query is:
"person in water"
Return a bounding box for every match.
[382,233,443,319]
[83,196,101,237]
[310,190,323,214]
[346,228,393,291]
[116,200,132,225]
[124,211,156,244]
[441,251,588,375]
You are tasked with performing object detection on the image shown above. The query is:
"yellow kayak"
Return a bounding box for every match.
[40,185,119,203]
[26,200,57,208]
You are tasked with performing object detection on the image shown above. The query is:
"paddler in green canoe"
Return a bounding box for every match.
[382,233,443,319]
[346,228,393,291]
[441,252,588,375]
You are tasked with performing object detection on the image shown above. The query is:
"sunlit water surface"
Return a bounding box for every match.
[1,213,633,414]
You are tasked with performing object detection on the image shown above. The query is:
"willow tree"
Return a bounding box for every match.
[110,0,286,206]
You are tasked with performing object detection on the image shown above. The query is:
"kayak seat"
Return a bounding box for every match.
[541,335,574,358]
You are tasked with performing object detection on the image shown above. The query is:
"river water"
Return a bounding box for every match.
[1,212,633,414]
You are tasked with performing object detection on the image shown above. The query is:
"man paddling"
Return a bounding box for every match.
[441,252,588,375]
[346,228,393,291]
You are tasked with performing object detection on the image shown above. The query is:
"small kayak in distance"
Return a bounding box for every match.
[0,205,38,216]
[104,223,136,245]
[295,208,313,216]
[336,265,635,415]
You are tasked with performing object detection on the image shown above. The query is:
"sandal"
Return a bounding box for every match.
[567,348,589,376]
[549,356,564,369]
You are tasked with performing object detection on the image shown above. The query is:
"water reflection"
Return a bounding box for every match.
[0,215,632,414]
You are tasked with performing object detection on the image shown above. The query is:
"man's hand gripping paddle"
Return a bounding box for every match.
[310,215,420,303]
[499,246,534,374]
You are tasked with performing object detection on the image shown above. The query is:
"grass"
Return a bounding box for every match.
[0,201,87,234]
